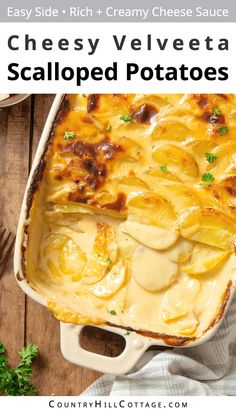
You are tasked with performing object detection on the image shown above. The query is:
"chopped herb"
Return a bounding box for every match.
[64,131,76,141]
[0,342,39,396]
[160,163,168,173]
[106,124,112,132]
[218,125,228,136]
[82,94,86,97]
[205,152,217,163]
[108,309,117,316]
[214,106,221,116]
[18,344,39,366]
[124,331,130,336]
[201,172,215,186]
[105,257,112,264]
[120,114,132,122]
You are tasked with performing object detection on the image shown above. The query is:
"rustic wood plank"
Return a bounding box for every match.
[0,97,32,366]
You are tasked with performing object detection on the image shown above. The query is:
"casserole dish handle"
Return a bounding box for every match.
[60,322,150,375]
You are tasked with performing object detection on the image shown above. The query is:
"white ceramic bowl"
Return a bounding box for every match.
[0,94,30,108]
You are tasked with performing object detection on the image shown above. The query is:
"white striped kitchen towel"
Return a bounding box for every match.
[82,294,236,396]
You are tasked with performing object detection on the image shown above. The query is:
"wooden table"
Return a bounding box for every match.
[0,95,125,395]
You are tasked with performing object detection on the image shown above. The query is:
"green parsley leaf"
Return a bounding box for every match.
[0,342,39,396]
[105,257,112,264]
[218,125,228,136]
[214,106,221,116]
[18,344,39,366]
[0,354,7,369]
[160,163,168,173]
[120,114,132,122]
[106,124,112,132]
[124,331,130,336]
[64,131,76,141]
[205,152,217,163]
[201,172,215,185]
[108,309,117,316]
[0,343,6,354]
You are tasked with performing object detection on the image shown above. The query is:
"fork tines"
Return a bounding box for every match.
[0,224,15,277]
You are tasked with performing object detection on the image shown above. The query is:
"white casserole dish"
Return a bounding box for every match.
[14,94,236,374]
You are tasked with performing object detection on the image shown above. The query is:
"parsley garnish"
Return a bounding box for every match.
[106,124,112,132]
[82,94,86,97]
[120,114,132,122]
[201,172,215,186]
[108,309,117,316]
[160,163,168,173]
[205,152,217,163]
[105,257,112,264]
[124,331,130,336]
[219,125,228,136]
[64,131,76,141]
[0,342,39,396]
[214,107,221,116]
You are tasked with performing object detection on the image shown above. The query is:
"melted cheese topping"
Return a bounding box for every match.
[25,94,236,340]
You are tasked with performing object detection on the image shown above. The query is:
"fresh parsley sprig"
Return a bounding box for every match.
[159,163,168,173]
[107,309,117,316]
[213,106,221,116]
[106,124,112,132]
[205,152,217,163]
[0,342,39,396]
[201,172,215,187]
[218,125,228,136]
[64,131,76,141]
[120,114,132,122]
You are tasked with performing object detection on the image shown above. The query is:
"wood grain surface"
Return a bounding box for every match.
[0,95,125,395]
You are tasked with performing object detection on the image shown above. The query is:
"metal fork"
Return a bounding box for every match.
[0,224,15,277]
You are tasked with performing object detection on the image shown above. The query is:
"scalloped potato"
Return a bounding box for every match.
[24,94,236,342]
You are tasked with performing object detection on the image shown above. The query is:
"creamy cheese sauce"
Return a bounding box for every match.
[26,205,236,337]
[25,94,236,339]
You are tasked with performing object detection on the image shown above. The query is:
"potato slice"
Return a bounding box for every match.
[131,94,168,111]
[162,277,200,321]
[43,233,68,255]
[47,153,67,184]
[128,192,176,228]
[105,177,149,204]
[109,176,149,189]
[152,120,191,142]
[89,260,127,298]
[183,244,229,275]
[131,246,178,291]
[114,136,143,161]
[121,220,178,250]
[82,223,118,285]
[59,239,87,280]
[167,238,193,263]
[156,183,201,216]
[206,142,236,177]
[145,167,181,183]
[186,140,217,160]
[117,225,140,259]
[152,144,199,179]
[179,208,236,250]
[175,312,199,335]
